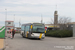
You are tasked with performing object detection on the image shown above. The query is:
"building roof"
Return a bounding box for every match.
[45,24,59,28]
[5,20,14,22]
[22,23,44,26]
[68,22,75,24]
[45,24,54,27]
[6,26,14,27]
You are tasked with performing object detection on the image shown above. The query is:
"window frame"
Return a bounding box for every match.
[8,22,11,24]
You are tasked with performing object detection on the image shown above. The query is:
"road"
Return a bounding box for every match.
[5,34,75,50]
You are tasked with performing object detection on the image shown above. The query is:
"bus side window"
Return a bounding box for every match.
[29,25,32,32]
[21,26,24,31]
[24,26,25,31]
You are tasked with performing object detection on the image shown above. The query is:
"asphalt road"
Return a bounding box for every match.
[5,34,75,50]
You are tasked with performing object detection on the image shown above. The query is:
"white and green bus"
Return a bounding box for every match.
[20,23,46,39]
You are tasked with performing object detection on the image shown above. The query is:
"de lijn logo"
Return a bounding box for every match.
[0,26,5,32]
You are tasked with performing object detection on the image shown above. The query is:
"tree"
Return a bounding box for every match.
[49,18,54,24]
[58,17,71,30]
[49,16,71,30]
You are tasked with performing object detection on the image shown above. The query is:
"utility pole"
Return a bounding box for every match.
[19,19,20,27]
[14,14,15,29]
[5,8,7,29]
[14,14,15,21]
[19,18,21,27]
[5,8,7,37]
[41,14,43,23]
[5,9,7,21]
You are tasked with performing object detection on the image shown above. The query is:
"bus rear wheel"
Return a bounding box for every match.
[22,34,25,38]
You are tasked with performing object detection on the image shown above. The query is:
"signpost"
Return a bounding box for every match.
[0,26,5,38]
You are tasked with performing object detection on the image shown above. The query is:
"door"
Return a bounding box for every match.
[24,26,26,37]
[25,25,30,37]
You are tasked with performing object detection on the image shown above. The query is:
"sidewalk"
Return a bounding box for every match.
[0,39,4,50]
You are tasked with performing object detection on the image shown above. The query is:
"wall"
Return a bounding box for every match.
[6,27,14,31]
[5,22,14,26]
[73,24,75,37]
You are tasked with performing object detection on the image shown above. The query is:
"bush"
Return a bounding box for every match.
[45,30,73,37]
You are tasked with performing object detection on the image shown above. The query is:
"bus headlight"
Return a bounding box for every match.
[42,34,45,37]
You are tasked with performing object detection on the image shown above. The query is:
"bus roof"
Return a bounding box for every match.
[22,23,44,26]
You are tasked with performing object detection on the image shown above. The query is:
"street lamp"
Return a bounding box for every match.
[14,14,15,29]
[5,8,7,37]
[5,9,7,21]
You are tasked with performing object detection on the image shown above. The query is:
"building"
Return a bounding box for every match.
[68,22,75,24]
[15,27,21,31]
[5,21,14,31]
[54,11,58,25]
[44,10,59,30]
[45,24,59,31]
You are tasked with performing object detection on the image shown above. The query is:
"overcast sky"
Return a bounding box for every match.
[0,0,75,27]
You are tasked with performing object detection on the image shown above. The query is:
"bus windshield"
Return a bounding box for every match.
[32,25,45,33]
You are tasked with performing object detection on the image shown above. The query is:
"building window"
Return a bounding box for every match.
[8,22,11,24]
[8,28,10,30]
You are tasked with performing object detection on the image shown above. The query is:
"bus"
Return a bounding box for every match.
[20,23,46,39]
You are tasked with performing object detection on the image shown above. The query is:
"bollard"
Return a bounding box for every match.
[8,31,10,38]
[11,32,13,39]
[5,30,7,37]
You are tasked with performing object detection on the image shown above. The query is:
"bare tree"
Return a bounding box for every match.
[49,18,54,24]
[49,18,58,30]
[58,17,71,30]
[48,16,71,30]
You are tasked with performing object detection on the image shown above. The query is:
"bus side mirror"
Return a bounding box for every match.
[45,30,46,33]
[31,25,32,29]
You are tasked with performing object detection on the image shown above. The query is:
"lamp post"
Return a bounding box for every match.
[14,14,15,29]
[5,8,7,37]
[5,9,7,21]
[19,18,21,27]
[14,14,15,21]
[41,14,43,23]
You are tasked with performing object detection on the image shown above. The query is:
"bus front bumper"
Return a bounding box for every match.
[30,34,45,39]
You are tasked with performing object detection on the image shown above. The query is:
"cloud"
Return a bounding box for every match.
[0,14,5,21]
[14,15,52,24]
[0,0,75,26]
[5,0,66,5]
[0,13,52,26]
